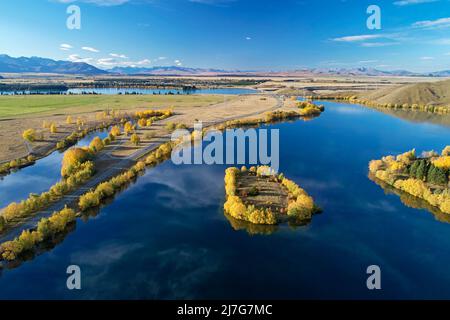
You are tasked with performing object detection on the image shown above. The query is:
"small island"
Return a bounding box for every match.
[369,147,450,215]
[224,166,320,226]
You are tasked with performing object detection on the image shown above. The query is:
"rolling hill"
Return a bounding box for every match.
[361,79,450,106]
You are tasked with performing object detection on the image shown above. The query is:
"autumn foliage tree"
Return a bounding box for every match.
[124,122,135,135]
[138,118,147,127]
[50,123,57,134]
[61,147,91,177]
[89,136,104,153]
[22,129,36,142]
[130,133,140,146]
[110,125,121,137]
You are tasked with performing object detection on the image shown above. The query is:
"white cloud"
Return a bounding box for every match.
[59,43,73,51]
[110,53,128,59]
[174,59,182,66]
[54,0,130,6]
[420,56,435,60]
[332,34,384,42]
[97,58,116,66]
[245,36,251,40]
[137,59,151,65]
[67,54,93,63]
[394,0,438,6]
[157,56,167,60]
[413,17,450,29]
[361,42,398,47]
[82,46,100,53]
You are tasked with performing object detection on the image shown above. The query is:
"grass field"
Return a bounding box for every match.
[0,94,226,118]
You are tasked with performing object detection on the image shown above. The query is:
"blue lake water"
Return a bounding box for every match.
[1,101,450,299]
[1,88,258,96]
[0,130,109,208]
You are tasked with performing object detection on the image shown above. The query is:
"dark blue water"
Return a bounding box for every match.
[0,88,258,96]
[1,101,450,299]
[0,130,108,208]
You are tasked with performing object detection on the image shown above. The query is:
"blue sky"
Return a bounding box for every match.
[0,0,450,72]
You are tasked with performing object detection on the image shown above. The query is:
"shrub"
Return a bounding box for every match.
[165,122,177,132]
[176,123,188,130]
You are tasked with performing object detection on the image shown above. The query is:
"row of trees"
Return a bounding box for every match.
[4,109,175,226]
[1,158,94,225]
[0,206,76,261]
[369,147,450,214]
[409,160,448,186]
[0,154,36,175]
[78,161,146,211]
[0,144,98,229]
[313,95,450,115]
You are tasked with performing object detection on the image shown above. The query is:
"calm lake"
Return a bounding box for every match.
[1,101,450,299]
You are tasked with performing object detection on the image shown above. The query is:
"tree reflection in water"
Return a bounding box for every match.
[368,173,450,224]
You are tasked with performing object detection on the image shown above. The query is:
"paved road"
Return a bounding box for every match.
[0,95,283,242]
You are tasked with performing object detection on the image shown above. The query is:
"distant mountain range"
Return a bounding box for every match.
[0,54,449,77]
[0,54,107,75]
[308,67,450,77]
[109,66,230,76]
[108,66,450,77]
